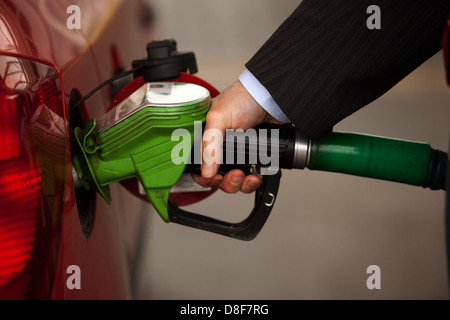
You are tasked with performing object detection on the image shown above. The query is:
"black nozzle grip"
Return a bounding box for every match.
[184,123,297,176]
[167,170,281,241]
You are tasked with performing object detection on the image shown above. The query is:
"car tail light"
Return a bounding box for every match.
[0,56,66,299]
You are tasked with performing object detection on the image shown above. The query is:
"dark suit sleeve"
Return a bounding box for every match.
[246,0,450,139]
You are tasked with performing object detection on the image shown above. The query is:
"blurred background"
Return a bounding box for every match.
[134,0,450,299]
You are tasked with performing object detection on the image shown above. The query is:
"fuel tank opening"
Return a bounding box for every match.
[69,88,96,238]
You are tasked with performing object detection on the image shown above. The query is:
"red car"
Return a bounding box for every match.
[0,0,157,299]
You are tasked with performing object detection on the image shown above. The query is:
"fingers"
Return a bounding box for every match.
[219,170,245,193]
[191,173,223,188]
[192,170,261,194]
[220,171,261,193]
[201,109,226,179]
[240,174,262,194]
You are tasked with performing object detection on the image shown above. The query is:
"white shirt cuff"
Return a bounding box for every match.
[239,68,291,123]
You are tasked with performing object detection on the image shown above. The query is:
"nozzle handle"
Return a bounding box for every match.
[167,170,281,240]
[174,124,289,240]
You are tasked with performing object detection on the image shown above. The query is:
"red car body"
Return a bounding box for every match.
[0,0,156,299]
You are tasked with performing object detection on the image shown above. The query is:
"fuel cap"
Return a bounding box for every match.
[132,39,198,81]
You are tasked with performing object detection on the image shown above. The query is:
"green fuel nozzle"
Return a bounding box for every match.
[72,82,211,222]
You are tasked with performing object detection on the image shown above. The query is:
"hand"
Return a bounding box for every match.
[192,81,284,194]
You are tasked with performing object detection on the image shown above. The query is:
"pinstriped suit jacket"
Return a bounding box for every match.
[246,1,450,139]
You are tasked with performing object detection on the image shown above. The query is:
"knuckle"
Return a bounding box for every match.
[205,109,220,123]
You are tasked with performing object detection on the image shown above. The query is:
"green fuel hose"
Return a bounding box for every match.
[307,133,447,190]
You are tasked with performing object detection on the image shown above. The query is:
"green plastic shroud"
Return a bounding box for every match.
[72,82,211,222]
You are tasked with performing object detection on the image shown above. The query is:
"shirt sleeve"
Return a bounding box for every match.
[239,68,291,123]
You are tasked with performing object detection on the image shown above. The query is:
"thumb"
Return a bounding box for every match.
[201,109,228,179]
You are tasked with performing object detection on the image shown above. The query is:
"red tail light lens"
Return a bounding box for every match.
[0,56,66,299]
[0,88,20,160]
